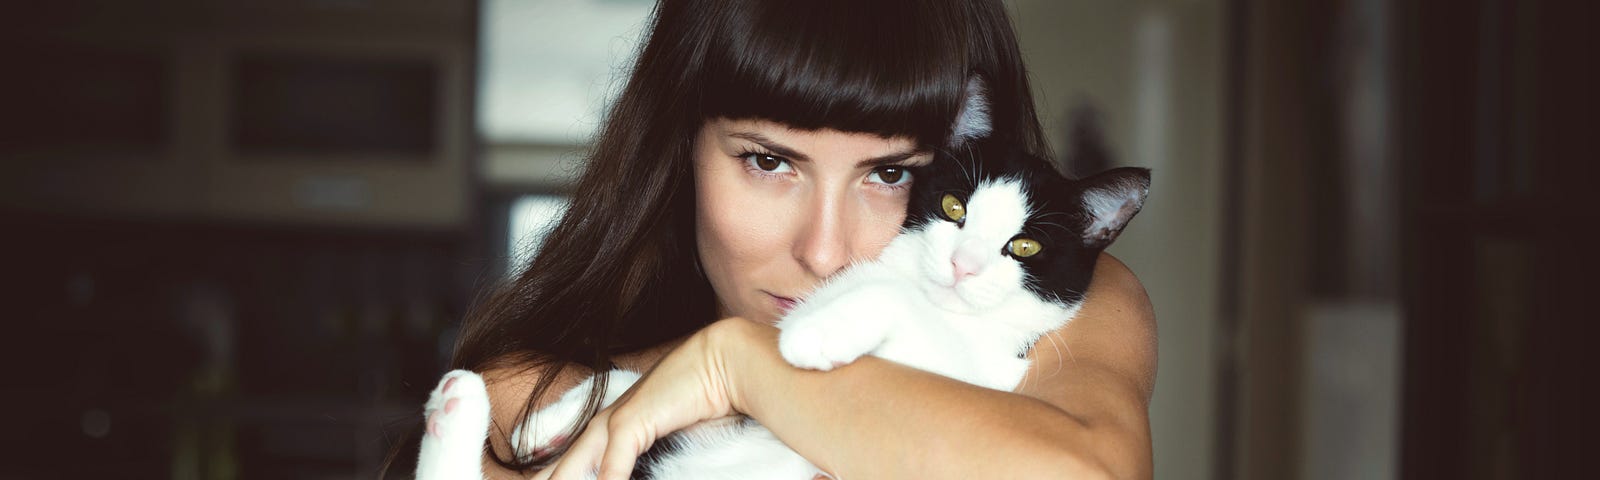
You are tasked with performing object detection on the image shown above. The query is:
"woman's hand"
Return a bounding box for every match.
[532,318,750,480]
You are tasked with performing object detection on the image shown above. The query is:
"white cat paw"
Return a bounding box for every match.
[416,370,491,479]
[778,317,873,371]
[423,370,491,443]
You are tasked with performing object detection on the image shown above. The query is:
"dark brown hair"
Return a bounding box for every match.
[448,0,1051,472]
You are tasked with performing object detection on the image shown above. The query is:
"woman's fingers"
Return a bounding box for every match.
[595,411,652,480]
[530,462,555,480]
[538,407,651,480]
[535,323,751,480]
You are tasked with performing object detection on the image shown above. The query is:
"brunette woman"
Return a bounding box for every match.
[453,0,1157,478]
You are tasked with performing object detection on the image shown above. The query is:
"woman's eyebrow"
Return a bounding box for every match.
[728,131,810,162]
[858,149,931,168]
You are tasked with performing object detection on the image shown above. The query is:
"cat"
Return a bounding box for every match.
[415,78,1150,479]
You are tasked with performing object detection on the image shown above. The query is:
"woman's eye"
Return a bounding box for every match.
[743,153,791,173]
[868,166,912,186]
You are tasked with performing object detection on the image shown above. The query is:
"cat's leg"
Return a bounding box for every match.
[777,281,908,371]
[416,369,491,480]
[511,369,642,461]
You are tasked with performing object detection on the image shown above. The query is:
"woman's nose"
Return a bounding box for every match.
[793,191,854,279]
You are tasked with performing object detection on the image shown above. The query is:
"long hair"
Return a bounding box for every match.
[446,0,1051,472]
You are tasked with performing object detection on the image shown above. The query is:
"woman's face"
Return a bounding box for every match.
[694,118,934,325]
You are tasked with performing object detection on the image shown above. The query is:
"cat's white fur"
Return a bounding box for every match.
[949,76,992,146]
[416,370,492,479]
[415,177,1087,480]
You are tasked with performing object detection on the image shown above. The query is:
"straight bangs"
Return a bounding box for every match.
[699,0,971,147]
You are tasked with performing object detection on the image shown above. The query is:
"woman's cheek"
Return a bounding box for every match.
[860,191,910,251]
[695,163,796,311]
[707,169,795,248]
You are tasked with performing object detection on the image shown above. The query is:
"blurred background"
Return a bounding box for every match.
[0,0,1590,478]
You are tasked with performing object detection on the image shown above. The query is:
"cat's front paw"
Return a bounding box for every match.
[778,315,876,371]
[423,370,491,442]
[416,370,491,479]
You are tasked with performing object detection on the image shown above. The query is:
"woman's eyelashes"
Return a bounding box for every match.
[866,166,913,190]
[739,151,794,177]
[736,150,914,192]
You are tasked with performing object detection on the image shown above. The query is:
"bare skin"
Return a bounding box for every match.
[474,119,1157,479]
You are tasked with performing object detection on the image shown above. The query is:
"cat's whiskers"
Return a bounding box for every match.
[1046,329,1074,371]
[973,151,987,185]
[1031,212,1077,234]
[1032,220,1073,237]
[1017,362,1037,391]
[956,152,976,187]
[1033,211,1073,222]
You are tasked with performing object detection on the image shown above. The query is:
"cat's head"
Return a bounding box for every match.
[900,76,1149,318]
[904,156,1149,315]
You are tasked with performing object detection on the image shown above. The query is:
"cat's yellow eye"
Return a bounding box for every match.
[1008,238,1042,258]
[941,194,966,222]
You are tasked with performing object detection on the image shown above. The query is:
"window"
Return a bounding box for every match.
[506,195,570,275]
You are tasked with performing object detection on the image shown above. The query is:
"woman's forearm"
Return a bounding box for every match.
[715,319,1122,480]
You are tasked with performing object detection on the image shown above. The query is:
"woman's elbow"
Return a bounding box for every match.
[1026,425,1151,480]
[1025,445,1115,480]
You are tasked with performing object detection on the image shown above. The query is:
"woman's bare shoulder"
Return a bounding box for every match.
[481,364,578,415]
[1022,252,1157,403]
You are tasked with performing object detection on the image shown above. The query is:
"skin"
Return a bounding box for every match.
[694,118,932,325]
[476,118,1158,479]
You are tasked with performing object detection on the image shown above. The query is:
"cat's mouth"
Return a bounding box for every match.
[921,281,978,312]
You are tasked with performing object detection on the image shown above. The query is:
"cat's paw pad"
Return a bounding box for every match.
[778,320,867,371]
[423,370,491,443]
[416,370,491,478]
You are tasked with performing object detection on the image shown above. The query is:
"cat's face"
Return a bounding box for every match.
[902,144,1149,315]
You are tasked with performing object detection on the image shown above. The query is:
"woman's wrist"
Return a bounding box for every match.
[613,335,687,373]
[702,317,784,417]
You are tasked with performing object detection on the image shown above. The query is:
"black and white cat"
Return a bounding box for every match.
[415,78,1150,480]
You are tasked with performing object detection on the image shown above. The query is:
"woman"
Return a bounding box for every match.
[455,0,1156,478]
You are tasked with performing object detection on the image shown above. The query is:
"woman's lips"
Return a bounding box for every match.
[767,292,800,316]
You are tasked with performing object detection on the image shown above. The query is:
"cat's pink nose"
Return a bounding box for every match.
[952,255,982,283]
[947,259,972,281]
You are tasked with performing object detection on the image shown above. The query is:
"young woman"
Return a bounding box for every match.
[452,0,1157,478]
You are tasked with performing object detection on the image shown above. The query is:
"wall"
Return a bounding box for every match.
[1007,1,1227,478]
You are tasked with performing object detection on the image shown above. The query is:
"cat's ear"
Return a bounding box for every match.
[948,75,991,148]
[1073,167,1151,249]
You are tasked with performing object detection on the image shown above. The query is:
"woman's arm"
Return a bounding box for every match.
[536,253,1156,480]
[730,253,1156,479]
